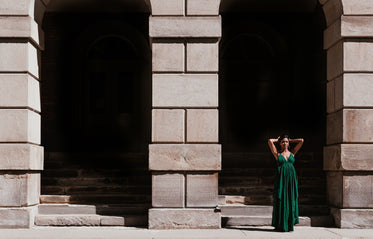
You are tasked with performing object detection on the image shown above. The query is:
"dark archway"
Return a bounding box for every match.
[219,0,327,213]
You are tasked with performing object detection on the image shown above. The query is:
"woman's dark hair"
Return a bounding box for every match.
[278,134,290,142]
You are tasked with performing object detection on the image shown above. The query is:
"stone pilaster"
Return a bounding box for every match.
[322,0,373,228]
[148,0,221,229]
[0,0,45,228]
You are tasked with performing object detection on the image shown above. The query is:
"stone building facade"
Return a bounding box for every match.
[0,0,372,229]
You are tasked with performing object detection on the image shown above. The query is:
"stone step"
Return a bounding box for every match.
[40,194,151,204]
[34,214,147,227]
[222,215,311,227]
[220,205,272,216]
[38,203,150,215]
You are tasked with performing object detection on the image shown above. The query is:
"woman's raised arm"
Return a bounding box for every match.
[268,138,279,160]
[290,138,304,155]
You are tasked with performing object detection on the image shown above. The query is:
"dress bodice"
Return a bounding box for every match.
[277,153,295,165]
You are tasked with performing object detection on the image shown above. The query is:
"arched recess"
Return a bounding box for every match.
[219,0,328,212]
[37,0,152,223]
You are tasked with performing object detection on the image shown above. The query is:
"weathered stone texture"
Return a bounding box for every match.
[150,0,184,16]
[0,144,43,170]
[152,109,185,143]
[324,144,373,171]
[152,74,218,107]
[150,17,221,38]
[152,173,185,207]
[152,43,184,72]
[187,43,219,72]
[0,173,39,207]
[0,206,36,228]
[35,215,101,226]
[186,0,220,15]
[345,42,373,72]
[326,172,343,208]
[344,109,373,143]
[186,173,218,207]
[0,109,40,144]
[148,209,221,229]
[342,0,373,15]
[186,109,218,143]
[332,208,373,228]
[149,144,221,171]
[100,216,125,226]
[0,42,39,78]
[343,175,373,208]
[0,74,40,112]
[344,74,373,107]
[0,16,41,47]
[38,204,96,215]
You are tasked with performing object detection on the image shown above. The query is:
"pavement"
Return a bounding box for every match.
[2,226,373,239]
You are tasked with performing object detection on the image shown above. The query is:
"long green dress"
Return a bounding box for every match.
[272,153,299,232]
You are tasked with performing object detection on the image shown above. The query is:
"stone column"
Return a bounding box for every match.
[0,0,45,228]
[148,0,222,229]
[322,0,373,228]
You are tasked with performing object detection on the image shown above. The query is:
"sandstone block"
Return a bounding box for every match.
[0,109,40,144]
[344,74,373,107]
[0,74,40,112]
[334,76,343,110]
[343,175,373,208]
[343,109,373,143]
[326,40,343,81]
[152,74,218,107]
[100,216,125,226]
[187,42,219,72]
[0,173,40,207]
[150,0,184,15]
[326,171,342,208]
[342,0,373,15]
[324,144,373,171]
[0,144,43,170]
[326,110,343,145]
[186,173,218,207]
[38,204,96,215]
[149,16,221,38]
[324,17,341,50]
[332,208,373,228]
[35,215,100,226]
[345,42,373,72]
[152,109,185,143]
[152,43,184,72]
[0,0,34,16]
[326,80,335,113]
[0,16,42,48]
[186,0,220,15]
[148,208,221,229]
[322,0,343,27]
[0,42,39,79]
[149,144,221,171]
[152,173,185,207]
[0,206,37,228]
[186,109,218,143]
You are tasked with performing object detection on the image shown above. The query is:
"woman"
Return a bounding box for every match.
[268,135,304,232]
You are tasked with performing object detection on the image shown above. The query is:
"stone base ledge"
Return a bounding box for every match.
[149,144,221,171]
[331,208,373,228]
[324,144,373,171]
[148,208,221,229]
[0,206,37,228]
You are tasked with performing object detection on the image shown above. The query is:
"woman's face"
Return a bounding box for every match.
[280,138,289,150]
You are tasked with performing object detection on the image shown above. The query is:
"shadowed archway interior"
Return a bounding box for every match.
[219,0,327,212]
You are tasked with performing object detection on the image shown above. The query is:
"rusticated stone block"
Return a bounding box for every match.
[149,144,221,171]
[0,16,42,48]
[343,0,373,15]
[0,42,39,78]
[344,74,373,107]
[187,42,219,72]
[186,0,220,15]
[153,74,218,107]
[0,206,37,228]
[35,215,100,226]
[343,175,373,208]
[148,208,221,229]
[152,43,184,72]
[332,208,373,228]
[150,0,184,16]
[186,109,218,143]
[345,42,373,72]
[152,109,185,143]
[186,173,218,207]
[0,144,43,170]
[152,173,184,207]
[0,173,40,207]
[150,16,221,38]
[326,110,343,145]
[326,171,342,208]
[326,80,335,114]
[0,74,40,112]
[344,109,373,143]
[0,0,33,16]
[326,40,343,81]
[0,109,40,144]
[322,0,343,27]
[324,144,373,171]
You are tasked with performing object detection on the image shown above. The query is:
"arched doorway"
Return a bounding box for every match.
[39,1,151,226]
[219,0,328,222]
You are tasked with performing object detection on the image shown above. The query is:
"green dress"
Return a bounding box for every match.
[272,153,299,232]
